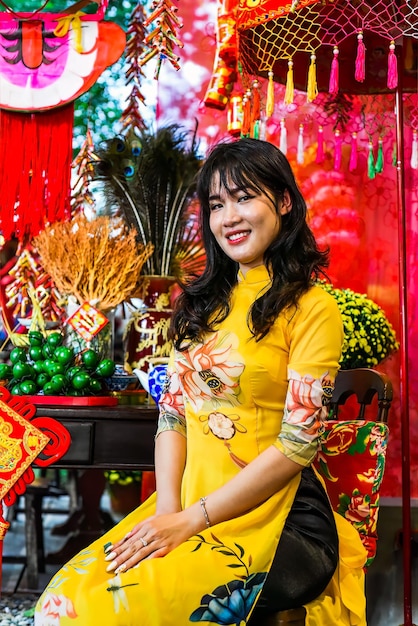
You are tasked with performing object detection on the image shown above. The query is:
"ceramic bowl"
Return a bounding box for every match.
[105,366,138,391]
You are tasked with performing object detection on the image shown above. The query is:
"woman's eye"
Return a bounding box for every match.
[238,194,251,202]
[210,203,222,212]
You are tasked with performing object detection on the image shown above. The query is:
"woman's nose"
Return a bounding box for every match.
[222,202,241,224]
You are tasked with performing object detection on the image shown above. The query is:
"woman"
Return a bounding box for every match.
[35,138,367,625]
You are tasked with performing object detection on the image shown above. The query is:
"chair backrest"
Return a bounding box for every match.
[313,368,393,568]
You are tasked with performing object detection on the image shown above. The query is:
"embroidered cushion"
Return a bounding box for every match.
[313,420,389,568]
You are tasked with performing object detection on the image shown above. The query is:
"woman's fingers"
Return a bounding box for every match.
[105,534,154,573]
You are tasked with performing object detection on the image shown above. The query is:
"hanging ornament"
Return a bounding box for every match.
[411,130,418,169]
[266,69,275,118]
[316,126,325,164]
[329,46,339,95]
[387,40,398,90]
[284,58,294,105]
[355,31,366,83]
[375,137,384,174]
[334,129,342,171]
[227,93,242,136]
[349,132,358,172]
[297,124,304,164]
[0,5,125,242]
[280,118,287,155]
[307,53,318,103]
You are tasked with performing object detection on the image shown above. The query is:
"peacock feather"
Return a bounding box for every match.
[92,123,204,278]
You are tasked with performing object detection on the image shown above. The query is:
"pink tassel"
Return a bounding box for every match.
[329,46,339,94]
[316,126,325,164]
[334,130,342,170]
[297,124,304,164]
[279,119,287,155]
[355,31,366,82]
[387,41,398,90]
[349,132,358,172]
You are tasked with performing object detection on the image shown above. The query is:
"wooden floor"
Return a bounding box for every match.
[1,492,417,625]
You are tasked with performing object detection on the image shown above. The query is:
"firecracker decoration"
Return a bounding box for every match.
[3,247,65,326]
[334,129,342,171]
[387,40,398,90]
[119,2,148,134]
[375,137,384,174]
[70,128,97,216]
[0,2,125,242]
[139,0,184,80]
[204,0,237,110]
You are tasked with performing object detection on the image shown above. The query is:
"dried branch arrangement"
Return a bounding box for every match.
[33,215,153,312]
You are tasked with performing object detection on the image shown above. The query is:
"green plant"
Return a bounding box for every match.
[317,281,400,369]
[104,469,142,487]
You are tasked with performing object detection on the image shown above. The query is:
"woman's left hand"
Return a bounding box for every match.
[104,511,196,574]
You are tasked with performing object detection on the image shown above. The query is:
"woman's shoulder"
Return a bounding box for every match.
[297,283,342,317]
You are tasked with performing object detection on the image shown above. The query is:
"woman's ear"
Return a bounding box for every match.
[279,190,292,215]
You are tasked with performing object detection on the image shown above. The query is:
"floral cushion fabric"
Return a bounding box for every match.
[313,420,389,568]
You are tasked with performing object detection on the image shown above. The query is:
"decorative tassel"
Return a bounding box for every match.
[251,80,260,138]
[349,132,358,172]
[392,141,397,166]
[368,141,376,179]
[241,90,251,137]
[316,126,325,164]
[387,41,398,90]
[411,130,418,169]
[266,70,275,118]
[355,31,366,82]
[375,137,384,174]
[329,46,339,95]
[307,53,318,102]
[280,118,287,154]
[297,124,304,164]
[334,130,342,170]
[284,59,294,105]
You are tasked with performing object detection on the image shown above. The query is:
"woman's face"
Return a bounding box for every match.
[208,173,291,275]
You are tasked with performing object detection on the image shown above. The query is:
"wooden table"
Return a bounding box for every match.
[36,403,159,470]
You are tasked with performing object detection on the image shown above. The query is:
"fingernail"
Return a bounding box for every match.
[106,560,117,573]
[104,551,117,562]
[104,542,113,554]
[115,564,126,574]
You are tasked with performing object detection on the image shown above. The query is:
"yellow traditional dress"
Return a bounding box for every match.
[35,266,367,626]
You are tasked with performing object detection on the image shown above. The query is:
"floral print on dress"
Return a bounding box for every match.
[175,332,245,412]
[278,370,334,464]
[34,593,77,625]
[188,533,267,624]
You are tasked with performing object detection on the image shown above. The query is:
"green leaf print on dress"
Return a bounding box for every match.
[188,533,267,625]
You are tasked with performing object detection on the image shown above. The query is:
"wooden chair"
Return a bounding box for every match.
[258,368,393,626]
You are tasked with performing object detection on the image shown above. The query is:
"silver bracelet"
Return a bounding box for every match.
[200,496,211,528]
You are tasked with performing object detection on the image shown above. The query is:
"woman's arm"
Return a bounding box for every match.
[154,430,187,515]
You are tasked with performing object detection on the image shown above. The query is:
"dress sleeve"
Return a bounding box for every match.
[273,287,344,466]
[155,350,187,439]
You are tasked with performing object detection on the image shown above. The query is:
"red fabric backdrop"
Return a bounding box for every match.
[154,0,418,499]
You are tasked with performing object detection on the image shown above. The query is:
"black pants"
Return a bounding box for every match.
[249,466,339,621]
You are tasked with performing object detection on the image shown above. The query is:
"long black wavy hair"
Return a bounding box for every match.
[170,138,329,349]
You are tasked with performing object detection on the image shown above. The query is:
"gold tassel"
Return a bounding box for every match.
[266,70,275,118]
[307,53,318,102]
[284,59,294,105]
